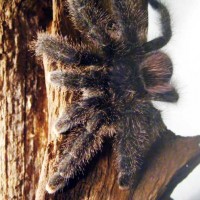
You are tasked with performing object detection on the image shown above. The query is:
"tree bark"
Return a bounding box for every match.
[0,1,51,199]
[0,0,200,200]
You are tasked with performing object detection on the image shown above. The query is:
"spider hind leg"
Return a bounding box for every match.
[67,0,121,48]
[111,0,147,44]
[141,0,172,52]
[116,104,163,189]
[116,125,141,189]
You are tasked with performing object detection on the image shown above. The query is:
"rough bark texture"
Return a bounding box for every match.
[0,0,200,200]
[0,1,51,199]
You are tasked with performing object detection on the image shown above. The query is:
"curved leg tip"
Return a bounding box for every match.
[46,172,66,194]
[118,173,131,190]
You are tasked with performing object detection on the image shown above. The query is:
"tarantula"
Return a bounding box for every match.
[36,0,178,194]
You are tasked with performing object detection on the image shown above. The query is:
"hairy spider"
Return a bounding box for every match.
[36,0,179,194]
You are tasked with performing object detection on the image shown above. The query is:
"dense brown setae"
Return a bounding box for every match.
[35,0,179,194]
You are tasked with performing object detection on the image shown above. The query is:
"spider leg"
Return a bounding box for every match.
[116,103,164,189]
[67,0,121,48]
[139,51,179,102]
[110,0,171,55]
[116,127,143,189]
[141,0,172,53]
[47,112,117,193]
[35,33,102,65]
[54,96,113,135]
[47,129,103,193]
[46,129,82,194]
[110,0,147,44]
[54,105,85,135]
[58,131,102,178]
[49,69,108,91]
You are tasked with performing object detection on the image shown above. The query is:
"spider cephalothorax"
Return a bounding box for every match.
[36,0,178,193]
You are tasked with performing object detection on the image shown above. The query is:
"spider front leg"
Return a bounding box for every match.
[53,104,86,135]
[36,33,102,66]
[50,69,111,135]
[47,111,117,193]
[46,130,103,194]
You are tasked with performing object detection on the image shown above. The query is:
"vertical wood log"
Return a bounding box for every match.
[0,1,51,199]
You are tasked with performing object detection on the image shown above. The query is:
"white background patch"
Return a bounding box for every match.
[149,1,200,199]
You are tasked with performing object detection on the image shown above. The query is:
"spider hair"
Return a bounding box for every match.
[35,0,178,193]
